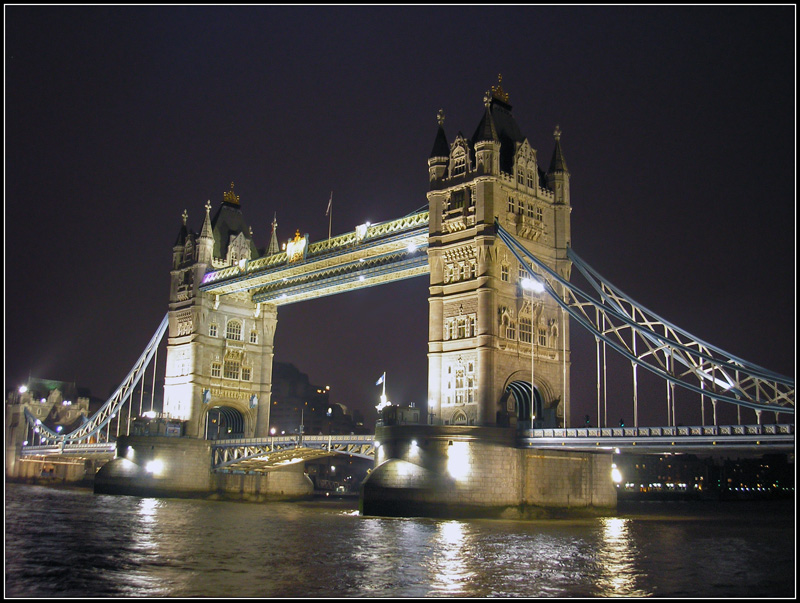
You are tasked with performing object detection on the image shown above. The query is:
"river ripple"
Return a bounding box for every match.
[4,484,795,597]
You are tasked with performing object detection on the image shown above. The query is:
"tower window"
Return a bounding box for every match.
[211,362,221,378]
[224,359,240,380]
[226,320,242,341]
[501,265,509,282]
[507,196,515,213]
[536,206,543,222]
[250,330,258,344]
[209,323,218,337]
[519,316,532,343]
[241,367,251,381]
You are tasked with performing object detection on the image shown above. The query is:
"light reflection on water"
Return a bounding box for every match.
[4,484,794,598]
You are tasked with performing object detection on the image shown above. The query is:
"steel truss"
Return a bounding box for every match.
[495,221,794,416]
[212,435,376,473]
[23,314,170,445]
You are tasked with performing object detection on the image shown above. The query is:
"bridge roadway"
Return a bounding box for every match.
[20,424,793,473]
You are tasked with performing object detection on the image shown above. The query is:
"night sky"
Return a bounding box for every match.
[5,6,795,428]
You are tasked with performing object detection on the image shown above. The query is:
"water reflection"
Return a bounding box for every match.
[429,520,475,595]
[595,517,649,596]
[5,485,794,598]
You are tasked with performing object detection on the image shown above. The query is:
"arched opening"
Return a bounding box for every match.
[505,381,543,429]
[205,406,245,440]
[452,410,468,425]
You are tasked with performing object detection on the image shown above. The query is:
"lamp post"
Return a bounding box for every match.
[521,277,545,429]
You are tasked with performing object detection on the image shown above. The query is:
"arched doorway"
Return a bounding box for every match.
[205,406,245,440]
[452,410,468,425]
[505,381,542,428]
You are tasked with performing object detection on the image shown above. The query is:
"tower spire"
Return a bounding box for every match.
[268,212,279,255]
[200,200,213,239]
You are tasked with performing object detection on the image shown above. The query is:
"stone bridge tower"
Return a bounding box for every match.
[426,78,572,428]
[164,183,278,439]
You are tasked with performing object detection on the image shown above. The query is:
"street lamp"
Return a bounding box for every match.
[521,277,545,429]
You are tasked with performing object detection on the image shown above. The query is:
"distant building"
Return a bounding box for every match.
[5,378,96,433]
[377,403,422,427]
[269,362,369,435]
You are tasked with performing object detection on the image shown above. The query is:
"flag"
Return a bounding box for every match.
[375,373,385,386]
[326,192,332,216]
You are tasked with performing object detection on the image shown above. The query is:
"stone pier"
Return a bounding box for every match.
[360,425,616,518]
[94,436,313,501]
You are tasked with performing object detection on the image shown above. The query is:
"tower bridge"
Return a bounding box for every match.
[7,77,793,517]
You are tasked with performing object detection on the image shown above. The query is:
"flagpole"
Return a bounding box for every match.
[327,191,333,243]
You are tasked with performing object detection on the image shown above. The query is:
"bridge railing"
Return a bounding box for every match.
[526,424,794,439]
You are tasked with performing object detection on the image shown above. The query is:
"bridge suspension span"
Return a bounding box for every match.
[495,220,794,426]
[22,314,169,446]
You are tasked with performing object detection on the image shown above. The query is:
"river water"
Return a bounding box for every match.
[4,483,795,598]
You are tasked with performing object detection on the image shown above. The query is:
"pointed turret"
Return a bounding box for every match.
[428,109,450,185]
[267,213,279,256]
[197,200,215,265]
[473,90,500,176]
[547,126,570,207]
[548,125,568,175]
[173,209,190,269]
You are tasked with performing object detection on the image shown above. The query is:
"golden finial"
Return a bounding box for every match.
[491,73,509,103]
[223,182,240,205]
[293,229,302,242]
[181,209,188,225]
[554,125,562,141]
[437,109,445,126]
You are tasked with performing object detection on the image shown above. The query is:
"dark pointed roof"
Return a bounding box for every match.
[430,109,449,159]
[430,124,450,158]
[548,127,568,174]
[211,203,259,260]
[473,104,499,143]
[174,223,189,247]
[174,209,190,246]
[471,97,525,174]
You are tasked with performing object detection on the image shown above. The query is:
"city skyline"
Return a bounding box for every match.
[5,6,795,427]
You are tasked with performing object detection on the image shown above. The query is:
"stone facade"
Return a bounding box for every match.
[360,425,616,518]
[427,80,572,428]
[164,184,278,439]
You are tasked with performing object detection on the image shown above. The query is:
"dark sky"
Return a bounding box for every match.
[5,6,795,428]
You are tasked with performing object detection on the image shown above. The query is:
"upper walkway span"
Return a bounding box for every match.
[199,210,430,305]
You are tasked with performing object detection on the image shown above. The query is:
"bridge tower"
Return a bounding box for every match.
[164,183,277,439]
[426,77,573,428]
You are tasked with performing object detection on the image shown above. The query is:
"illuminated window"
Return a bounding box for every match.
[519,316,532,343]
[211,362,221,378]
[250,330,258,344]
[209,323,218,337]
[226,320,242,341]
[224,359,240,380]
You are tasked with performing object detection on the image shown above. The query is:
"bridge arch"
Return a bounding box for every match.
[204,405,246,440]
[505,381,543,424]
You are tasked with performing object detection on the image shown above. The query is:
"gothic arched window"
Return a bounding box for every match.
[226,320,242,341]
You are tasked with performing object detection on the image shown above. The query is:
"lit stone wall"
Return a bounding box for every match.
[361,425,616,518]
